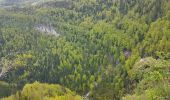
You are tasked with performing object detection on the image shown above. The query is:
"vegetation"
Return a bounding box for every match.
[0,0,169,100]
[2,82,82,100]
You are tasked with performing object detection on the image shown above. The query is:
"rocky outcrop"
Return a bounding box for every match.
[35,25,60,37]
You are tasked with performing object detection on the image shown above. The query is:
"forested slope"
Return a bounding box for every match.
[0,0,169,100]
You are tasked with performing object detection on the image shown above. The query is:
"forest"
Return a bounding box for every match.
[0,0,170,100]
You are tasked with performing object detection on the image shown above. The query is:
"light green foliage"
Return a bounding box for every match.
[3,82,82,100]
[123,57,170,100]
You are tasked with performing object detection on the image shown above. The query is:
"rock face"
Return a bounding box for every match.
[124,50,131,59]
[35,25,60,37]
[0,64,13,80]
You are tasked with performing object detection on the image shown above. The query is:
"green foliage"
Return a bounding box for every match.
[0,0,169,99]
[123,57,170,100]
[0,81,11,98]
[3,82,82,100]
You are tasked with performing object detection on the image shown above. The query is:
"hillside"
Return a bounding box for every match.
[0,0,170,100]
[0,0,64,7]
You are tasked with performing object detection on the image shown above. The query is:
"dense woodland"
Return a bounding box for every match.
[0,0,170,100]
